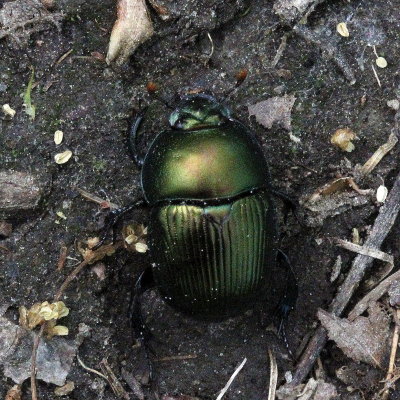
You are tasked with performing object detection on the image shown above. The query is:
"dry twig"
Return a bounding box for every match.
[290,169,400,386]
[99,358,130,400]
[381,309,400,399]
[216,358,247,400]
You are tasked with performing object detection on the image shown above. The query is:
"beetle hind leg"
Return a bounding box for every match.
[274,249,298,357]
[129,267,156,378]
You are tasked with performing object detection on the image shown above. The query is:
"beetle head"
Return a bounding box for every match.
[169,93,231,130]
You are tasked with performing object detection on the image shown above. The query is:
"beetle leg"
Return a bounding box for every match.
[269,188,303,226]
[129,267,156,378]
[128,107,148,167]
[274,249,298,357]
[93,199,146,250]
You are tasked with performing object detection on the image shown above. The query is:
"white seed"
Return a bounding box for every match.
[54,130,64,145]
[337,22,349,37]
[125,234,137,245]
[376,185,388,203]
[135,242,148,253]
[376,57,387,68]
[2,103,16,117]
[54,150,72,164]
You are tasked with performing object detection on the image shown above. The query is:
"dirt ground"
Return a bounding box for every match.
[1,0,400,399]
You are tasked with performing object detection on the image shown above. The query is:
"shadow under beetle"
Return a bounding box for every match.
[95,93,298,361]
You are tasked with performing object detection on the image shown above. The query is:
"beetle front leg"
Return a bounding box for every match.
[128,108,148,167]
[93,199,147,250]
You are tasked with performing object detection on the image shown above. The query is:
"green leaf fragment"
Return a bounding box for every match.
[23,67,36,120]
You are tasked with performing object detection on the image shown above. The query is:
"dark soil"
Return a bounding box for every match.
[1,0,400,399]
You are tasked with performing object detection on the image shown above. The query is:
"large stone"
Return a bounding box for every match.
[0,171,47,219]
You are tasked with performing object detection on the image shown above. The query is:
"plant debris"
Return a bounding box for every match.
[54,150,73,165]
[248,95,296,137]
[318,304,391,367]
[122,223,148,253]
[54,130,64,145]
[99,358,130,400]
[2,104,16,118]
[330,128,356,152]
[54,381,75,396]
[23,67,36,120]
[336,22,349,37]
[5,385,22,400]
[106,0,154,65]
[0,311,82,385]
[276,378,337,400]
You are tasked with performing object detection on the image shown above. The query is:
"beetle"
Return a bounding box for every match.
[95,92,297,351]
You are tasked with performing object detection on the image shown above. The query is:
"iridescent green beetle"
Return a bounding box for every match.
[96,93,296,328]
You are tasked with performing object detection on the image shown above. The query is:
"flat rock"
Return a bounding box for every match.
[0,171,47,219]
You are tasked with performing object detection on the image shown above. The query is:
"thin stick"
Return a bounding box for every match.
[348,269,400,321]
[268,349,278,400]
[77,354,107,379]
[290,169,400,386]
[216,358,247,400]
[381,309,400,400]
[30,324,46,400]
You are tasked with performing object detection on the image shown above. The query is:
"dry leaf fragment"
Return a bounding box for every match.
[5,385,22,400]
[54,381,75,396]
[248,95,296,131]
[54,130,64,145]
[331,128,356,152]
[0,314,82,385]
[337,22,349,37]
[2,104,16,117]
[78,239,120,264]
[106,0,154,65]
[54,150,72,164]
[376,56,387,68]
[318,304,391,367]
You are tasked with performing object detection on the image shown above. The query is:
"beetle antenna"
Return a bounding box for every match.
[146,81,175,109]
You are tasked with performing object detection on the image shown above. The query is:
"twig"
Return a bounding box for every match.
[99,358,130,400]
[268,349,278,400]
[371,64,381,88]
[30,324,46,400]
[381,309,400,399]
[360,132,398,176]
[75,187,119,209]
[77,354,107,379]
[57,244,68,271]
[290,169,400,386]
[154,354,197,362]
[348,269,400,321]
[271,33,289,68]
[216,358,247,400]
[334,238,394,266]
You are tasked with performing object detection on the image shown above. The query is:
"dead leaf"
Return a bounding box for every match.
[248,95,296,131]
[78,239,121,264]
[0,315,82,385]
[5,384,22,400]
[106,0,154,65]
[277,378,337,400]
[54,381,75,396]
[318,304,391,367]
